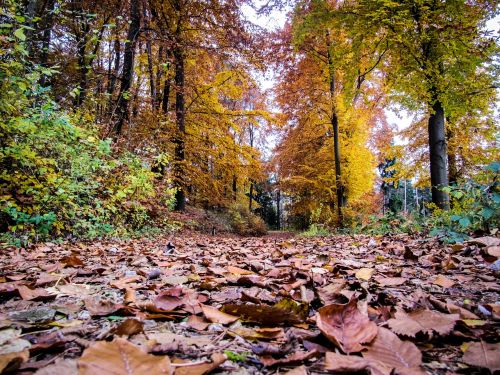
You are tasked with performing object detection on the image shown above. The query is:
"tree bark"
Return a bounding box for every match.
[114,0,140,136]
[327,40,345,226]
[446,126,458,185]
[173,45,186,210]
[428,99,450,209]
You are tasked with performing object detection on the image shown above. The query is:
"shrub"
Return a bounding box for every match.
[226,204,267,236]
[428,162,499,243]
[0,12,176,244]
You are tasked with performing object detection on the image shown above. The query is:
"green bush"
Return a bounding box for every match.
[428,162,499,243]
[0,9,176,245]
[302,223,330,237]
[226,204,267,236]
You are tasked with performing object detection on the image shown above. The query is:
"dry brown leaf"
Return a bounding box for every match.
[283,365,308,375]
[468,237,500,247]
[374,277,407,286]
[230,327,284,341]
[186,315,210,331]
[432,275,455,288]
[363,327,423,373]
[173,353,226,375]
[316,299,378,353]
[323,352,391,375]
[35,359,78,375]
[487,246,500,258]
[201,304,238,324]
[222,299,308,325]
[355,268,374,281]
[78,338,172,375]
[84,298,121,316]
[387,309,459,338]
[462,341,500,372]
[226,266,254,275]
[17,285,56,301]
[0,350,29,374]
[112,319,144,336]
[259,350,318,367]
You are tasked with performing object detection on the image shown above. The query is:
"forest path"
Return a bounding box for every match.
[0,233,498,374]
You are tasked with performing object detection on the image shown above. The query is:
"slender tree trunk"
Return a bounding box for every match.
[327,41,345,226]
[74,23,89,107]
[114,0,140,136]
[428,99,450,209]
[39,0,55,87]
[162,50,172,114]
[107,38,121,107]
[446,126,458,185]
[173,45,186,210]
[276,189,281,230]
[249,182,254,210]
[146,39,156,110]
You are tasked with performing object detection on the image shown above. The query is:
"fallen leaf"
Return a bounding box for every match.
[186,315,210,331]
[226,266,254,275]
[60,255,84,267]
[432,275,455,288]
[462,341,500,372]
[316,299,378,353]
[283,365,308,375]
[17,285,56,301]
[35,359,78,375]
[173,353,226,375]
[323,352,391,375]
[0,350,29,374]
[84,298,121,316]
[362,327,423,373]
[78,338,172,375]
[222,298,308,325]
[260,350,318,367]
[388,309,459,338]
[355,268,374,281]
[112,319,144,336]
[201,304,239,324]
[374,277,407,286]
[468,237,500,247]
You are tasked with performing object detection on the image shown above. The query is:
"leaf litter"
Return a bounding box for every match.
[0,233,498,374]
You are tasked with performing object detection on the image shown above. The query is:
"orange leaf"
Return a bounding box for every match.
[78,338,172,375]
[316,299,377,353]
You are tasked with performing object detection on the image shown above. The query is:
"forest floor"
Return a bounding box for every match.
[0,231,499,374]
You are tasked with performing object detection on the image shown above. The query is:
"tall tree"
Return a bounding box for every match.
[353,0,498,209]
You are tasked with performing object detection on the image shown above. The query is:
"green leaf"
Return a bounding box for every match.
[14,28,26,41]
[481,207,494,220]
[458,217,471,228]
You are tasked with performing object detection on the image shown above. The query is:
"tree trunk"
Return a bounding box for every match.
[276,189,281,230]
[114,0,140,136]
[327,40,345,226]
[173,45,186,210]
[248,182,253,211]
[107,38,121,110]
[428,99,450,209]
[39,0,55,87]
[146,39,156,111]
[446,126,458,185]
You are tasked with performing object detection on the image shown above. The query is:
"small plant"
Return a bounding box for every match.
[302,223,330,237]
[224,350,249,362]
